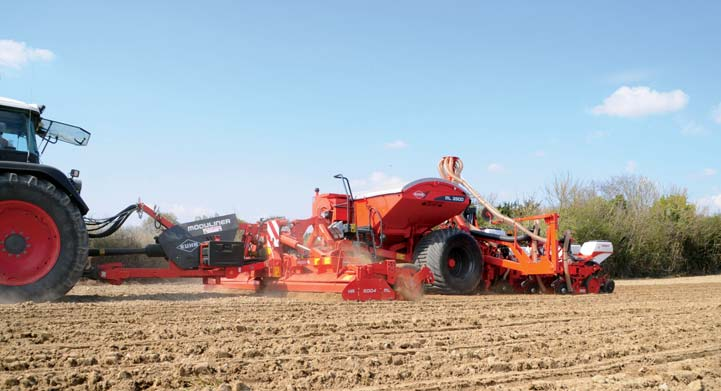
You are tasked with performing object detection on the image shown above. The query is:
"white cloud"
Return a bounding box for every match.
[592,86,688,117]
[702,168,717,177]
[487,163,504,173]
[712,103,721,124]
[680,121,709,136]
[625,160,638,173]
[352,171,406,195]
[0,40,55,69]
[697,194,721,215]
[384,140,407,149]
[533,150,545,158]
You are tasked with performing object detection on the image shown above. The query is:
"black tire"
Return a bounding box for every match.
[520,278,539,294]
[413,229,482,294]
[0,173,88,302]
[555,284,569,294]
[603,279,615,294]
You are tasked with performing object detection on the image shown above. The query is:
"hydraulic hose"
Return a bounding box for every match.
[437,156,547,244]
[561,230,574,293]
[84,204,138,238]
[367,206,384,260]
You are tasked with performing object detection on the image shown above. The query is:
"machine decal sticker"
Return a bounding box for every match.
[176,239,200,252]
[434,195,466,202]
[266,220,281,248]
[202,225,223,235]
[186,218,232,233]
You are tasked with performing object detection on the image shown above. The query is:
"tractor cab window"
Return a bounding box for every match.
[0,110,38,155]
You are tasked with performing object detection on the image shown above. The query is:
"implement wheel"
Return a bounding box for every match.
[0,173,87,302]
[413,229,482,294]
[602,279,615,294]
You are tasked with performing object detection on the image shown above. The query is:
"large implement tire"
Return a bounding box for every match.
[413,229,482,294]
[0,173,88,302]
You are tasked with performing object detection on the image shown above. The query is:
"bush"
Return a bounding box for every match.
[541,175,721,277]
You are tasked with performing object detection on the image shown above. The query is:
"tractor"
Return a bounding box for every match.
[0,97,91,302]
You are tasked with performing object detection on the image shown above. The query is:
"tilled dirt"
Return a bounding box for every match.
[1,276,721,391]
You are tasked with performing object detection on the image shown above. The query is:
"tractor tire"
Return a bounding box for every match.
[413,229,482,294]
[0,173,88,302]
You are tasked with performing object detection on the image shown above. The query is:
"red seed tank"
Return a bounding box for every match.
[312,178,470,248]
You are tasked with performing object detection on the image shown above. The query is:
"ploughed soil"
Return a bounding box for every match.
[1,276,720,391]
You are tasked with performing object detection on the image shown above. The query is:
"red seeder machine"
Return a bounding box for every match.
[86,156,615,301]
[0,97,612,302]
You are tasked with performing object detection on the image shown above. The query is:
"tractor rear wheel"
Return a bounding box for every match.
[0,173,88,302]
[413,229,482,294]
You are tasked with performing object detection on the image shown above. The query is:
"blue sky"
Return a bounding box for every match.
[2,1,720,221]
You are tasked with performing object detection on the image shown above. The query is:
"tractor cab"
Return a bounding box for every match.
[0,97,91,164]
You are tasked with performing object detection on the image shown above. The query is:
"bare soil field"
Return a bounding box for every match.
[2,276,721,391]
